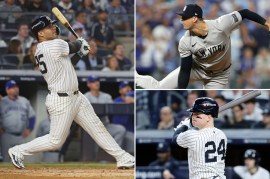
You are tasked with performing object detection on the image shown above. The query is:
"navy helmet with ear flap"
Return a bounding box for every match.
[187,97,219,118]
[244,149,261,165]
[31,16,60,37]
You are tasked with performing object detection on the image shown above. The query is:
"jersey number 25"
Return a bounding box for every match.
[35,54,47,74]
[205,139,226,163]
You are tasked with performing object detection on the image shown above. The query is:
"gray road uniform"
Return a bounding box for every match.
[0,96,35,162]
[136,11,243,89]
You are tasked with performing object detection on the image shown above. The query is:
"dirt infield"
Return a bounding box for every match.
[0,166,134,179]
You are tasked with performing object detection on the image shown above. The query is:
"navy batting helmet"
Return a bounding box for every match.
[244,149,261,165]
[31,16,59,37]
[187,97,219,118]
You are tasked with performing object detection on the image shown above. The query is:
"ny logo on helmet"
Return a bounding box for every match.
[200,103,217,107]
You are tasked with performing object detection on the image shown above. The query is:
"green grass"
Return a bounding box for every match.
[0,163,115,167]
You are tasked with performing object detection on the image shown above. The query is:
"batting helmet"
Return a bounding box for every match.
[187,97,219,118]
[31,16,59,37]
[244,149,261,165]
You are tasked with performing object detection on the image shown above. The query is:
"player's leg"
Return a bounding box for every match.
[204,70,230,89]
[105,123,126,147]
[135,67,180,89]
[8,95,76,168]
[74,93,134,168]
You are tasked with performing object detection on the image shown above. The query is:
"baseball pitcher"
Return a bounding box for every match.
[8,16,134,169]
[136,4,270,89]
[173,97,227,179]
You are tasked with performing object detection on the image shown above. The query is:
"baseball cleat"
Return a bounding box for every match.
[8,148,25,169]
[117,153,135,169]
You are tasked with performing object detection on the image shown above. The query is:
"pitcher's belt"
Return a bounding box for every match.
[200,64,231,75]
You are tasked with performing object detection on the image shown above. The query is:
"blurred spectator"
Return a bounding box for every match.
[113,43,132,70]
[107,0,130,31]
[92,0,109,11]
[136,90,150,130]
[233,149,270,178]
[22,41,38,70]
[221,90,243,101]
[82,39,105,70]
[222,104,251,129]
[101,54,119,71]
[37,118,59,163]
[68,24,84,42]
[0,0,22,24]
[120,0,134,13]
[70,11,88,40]
[214,95,232,123]
[112,81,134,153]
[178,91,199,121]
[90,9,116,50]
[11,23,35,55]
[157,106,174,130]
[0,35,7,48]
[149,142,181,179]
[84,75,126,147]
[0,80,36,162]
[56,0,76,13]
[252,108,270,129]
[6,38,23,64]
[244,99,263,122]
[255,48,270,81]
[26,0,49,12]
[239,47,255,73]
[77,0,97,14]
[238,68,261,89]
[206,90,218,99]
[7,39,22,54]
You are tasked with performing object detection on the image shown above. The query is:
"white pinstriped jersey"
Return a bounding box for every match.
[178,11,242,73]
[35,39,78,92]
[234,166,270,179]
[177,127,227,179]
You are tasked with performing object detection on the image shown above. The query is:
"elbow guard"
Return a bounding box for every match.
[172,125,188,145]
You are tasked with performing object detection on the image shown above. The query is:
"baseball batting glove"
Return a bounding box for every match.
[174,117,192,131]
[76,37,90,57]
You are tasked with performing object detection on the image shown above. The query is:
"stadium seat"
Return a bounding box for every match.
[0,29,17,41]
[0,64,17,69]
[19,63,34,70]
[96,48,112,58]
[1,54,20,66]
[0,47,7,54]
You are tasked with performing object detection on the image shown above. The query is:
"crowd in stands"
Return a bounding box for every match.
[136,90,270,130]
[136,0,270,88]
[0,0,134,71]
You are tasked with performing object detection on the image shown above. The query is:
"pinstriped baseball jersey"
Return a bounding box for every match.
[35,39,78,92]
[178,11,242,73]
[177,127,227,179]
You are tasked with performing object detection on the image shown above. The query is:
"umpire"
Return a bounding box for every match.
[0,80,36,162]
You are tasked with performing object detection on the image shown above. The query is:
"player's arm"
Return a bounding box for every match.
[238,9,269,30]
[68,38,90,65]
[172,125,188,145]
[178,55,192,88]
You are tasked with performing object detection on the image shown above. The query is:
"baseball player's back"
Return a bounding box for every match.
[35,39,78,92]
[177,127,227,179]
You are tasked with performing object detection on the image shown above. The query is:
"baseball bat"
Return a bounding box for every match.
[52,7,78,38]
[219,90,261,113]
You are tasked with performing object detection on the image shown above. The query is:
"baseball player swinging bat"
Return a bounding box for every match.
[219,90,261,113]
[52,7,78,38]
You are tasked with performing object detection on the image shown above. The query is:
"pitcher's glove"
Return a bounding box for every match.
[76,37,90,57]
